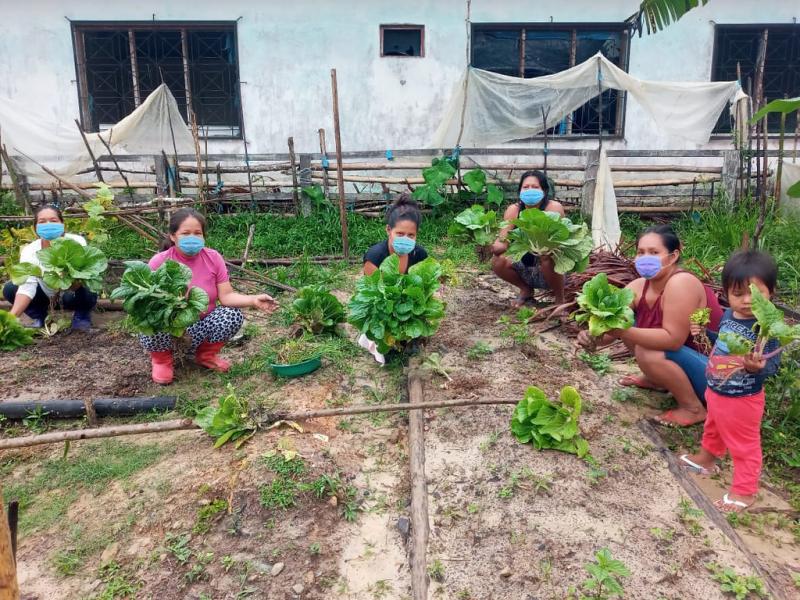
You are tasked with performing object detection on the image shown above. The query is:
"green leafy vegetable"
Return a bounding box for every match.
[291,285,345,334]
[110,260,209,337]
[462,169,486,194]
[412,157,456,207]
[10,238,108,293]
[718,332,754,356]
[582,547,630,599]
[690,308,711,326]
[510,386,590,458]
[194,385,257,449]
[574,273,635,337]
[0,310,36,351]
[447,205,500,246]
[486,183,505,207]
[348,255,445,354]
[271,335,321,365]
[507,209,592,274]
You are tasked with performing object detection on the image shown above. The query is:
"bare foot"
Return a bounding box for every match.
[619,374,665,391]
[512,293,532,308]
[653,407,706,427]
[714,492,755,513]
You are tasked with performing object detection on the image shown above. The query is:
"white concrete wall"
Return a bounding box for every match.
[0,0,796,155]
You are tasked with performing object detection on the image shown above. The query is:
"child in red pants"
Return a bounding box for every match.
[680,251,780,513]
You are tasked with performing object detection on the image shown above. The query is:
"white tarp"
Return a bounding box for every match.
[592,148,621,251]
[0,84,194,183]
[779,160,800,216]
[432,53,747,148]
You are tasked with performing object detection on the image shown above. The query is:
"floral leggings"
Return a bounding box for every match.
[138,306,244,353]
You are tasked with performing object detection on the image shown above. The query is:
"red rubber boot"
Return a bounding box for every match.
[150,350,174,385]
[194,342,231,372]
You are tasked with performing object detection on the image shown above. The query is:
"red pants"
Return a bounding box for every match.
[702,388,764,496]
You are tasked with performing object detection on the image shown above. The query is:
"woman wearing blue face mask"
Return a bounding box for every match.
[490,171,565,306]
[576,225,724,427]
[3,205,97,330]
[140,208,278,384]
[363,195,428,275]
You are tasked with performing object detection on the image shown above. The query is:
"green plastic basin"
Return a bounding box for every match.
[269,355,322,378]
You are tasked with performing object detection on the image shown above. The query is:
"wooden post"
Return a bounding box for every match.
[720,150,740,204]
[288,137,300,213]
[0,146,31,215]
[580,148,600,219]
[162,151,176,198]
[190,113,205,202]
[318,128,330,199]
[753,29,768,204]
[242,224,255,264]
[128,30,141,107]
[154,154,168,197]
[330,69,350,259]
[74,119,105,183]
[774,108,786,207]
[0,489,19,600]
[407,364,429,600]
[299,153,312,217]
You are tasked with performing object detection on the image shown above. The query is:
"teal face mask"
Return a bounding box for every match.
[392,236,416,256]
[519,189,544,206]
[36,222,65,240]
[177,235,205,256]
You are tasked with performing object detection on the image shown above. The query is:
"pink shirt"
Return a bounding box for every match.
[149,247,229,315]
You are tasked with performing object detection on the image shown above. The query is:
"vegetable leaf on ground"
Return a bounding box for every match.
[0,310,36,351]
[510,385,590,458]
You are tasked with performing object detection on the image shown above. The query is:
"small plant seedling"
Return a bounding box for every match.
[428,559,445,582]
[498,307,537,345]
[309,542,322,555]
[586,465,608,486]
[368,579,392,599]
[581,547,630,599]
[423,352,452,382]
[467,341,493,360]
[479,430,501,452]
[193,498,228,534]
[456,590,473,600]
[579,351,613,376]
[164,532,192,564]
[185,551,214,583]
[22,405,50,434]
[466,503,480,514]
[705,562,768,599]
[221,554,236,572]
[677,498,705,536]
[650,527,676,543]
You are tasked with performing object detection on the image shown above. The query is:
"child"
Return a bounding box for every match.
[363,195,428,275]
[680,251,780,513]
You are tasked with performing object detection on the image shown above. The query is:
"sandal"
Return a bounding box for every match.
[679,454,719,476]
[618,374,666,392]
[651,410,706,428]
[714,493,754,514]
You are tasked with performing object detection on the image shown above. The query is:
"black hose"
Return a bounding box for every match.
[0,396,176,420]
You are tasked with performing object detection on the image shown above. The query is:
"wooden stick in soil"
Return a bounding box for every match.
[330,69,350,259]
[96,129,134,201]
[242,224,256,264]
[288,137,300,213]
[74,119,105,183]
[637,419,787,600]
[191,112,205,202]
[0,486,19,600]
[318,128,330,198]
[0,398,520,451]
[407,363,429,600]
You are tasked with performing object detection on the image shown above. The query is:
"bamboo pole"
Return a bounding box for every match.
[288,136,300,212]
[330,69,350,259]
[96,130,133,201]
[0,486,18,600]
[191,112,205,202]
[73,119,105,183]
[407,364,429,600]
[318,129,330,198]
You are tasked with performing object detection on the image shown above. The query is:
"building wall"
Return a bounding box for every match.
[0,1,796,155]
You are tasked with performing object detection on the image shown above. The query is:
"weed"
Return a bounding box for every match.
[309,542,322,555]
[498,307,537,346]
[792,572,800,589]
[222,554,236,572]
[677,498,705,536]
[185,551,214,583]
[579,351,613,376]
[650,527,676,543]
[581,547,630,599]
[259,478,301,510]
[466,503,479,514]
[428,559,445,582]
[96,562,140,599]
[164,532,193,565]
[22,405,50,434]
[193,499,228,534]
[705,562,768,599]
[456,590,473,600]
[262,453,306,476]
[466,341,493,360]
[368,579,392,599]
[479,430,501,452]
[586,465,608,486]
[611,387,643,406]
[423,352,452,382]
[51,526,113,576]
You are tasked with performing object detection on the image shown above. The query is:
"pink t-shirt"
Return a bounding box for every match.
[148,247,229,315]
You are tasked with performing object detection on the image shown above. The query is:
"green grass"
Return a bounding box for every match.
[2,440,168,535]
[51,524,114,576]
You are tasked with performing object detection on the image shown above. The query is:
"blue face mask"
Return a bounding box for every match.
[36,222,65,241]
[177,235,205,256]
[520,188,544,206]
[392,236,416,256]
[634,255,663,279]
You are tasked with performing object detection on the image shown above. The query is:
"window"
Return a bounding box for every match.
[712,24,800,134]
[72,22,242,138]
[471,24,629,136]
[381,25,424,57]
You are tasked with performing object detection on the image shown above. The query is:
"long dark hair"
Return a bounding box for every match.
[386,193,421,228]
[34,205,64,223]
[637,224,681,255]
[161,208,207,250]
[517,170,551,200]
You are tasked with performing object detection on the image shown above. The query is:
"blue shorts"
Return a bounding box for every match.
[665,345,709,404]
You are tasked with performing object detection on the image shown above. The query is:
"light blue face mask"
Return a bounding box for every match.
[519,188,545,206]
[36,222,65,240]
[392,236,416,256]
[177,235,205,256]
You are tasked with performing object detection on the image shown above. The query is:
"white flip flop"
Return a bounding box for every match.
[678,454,719,476]
[716,493,752,513]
